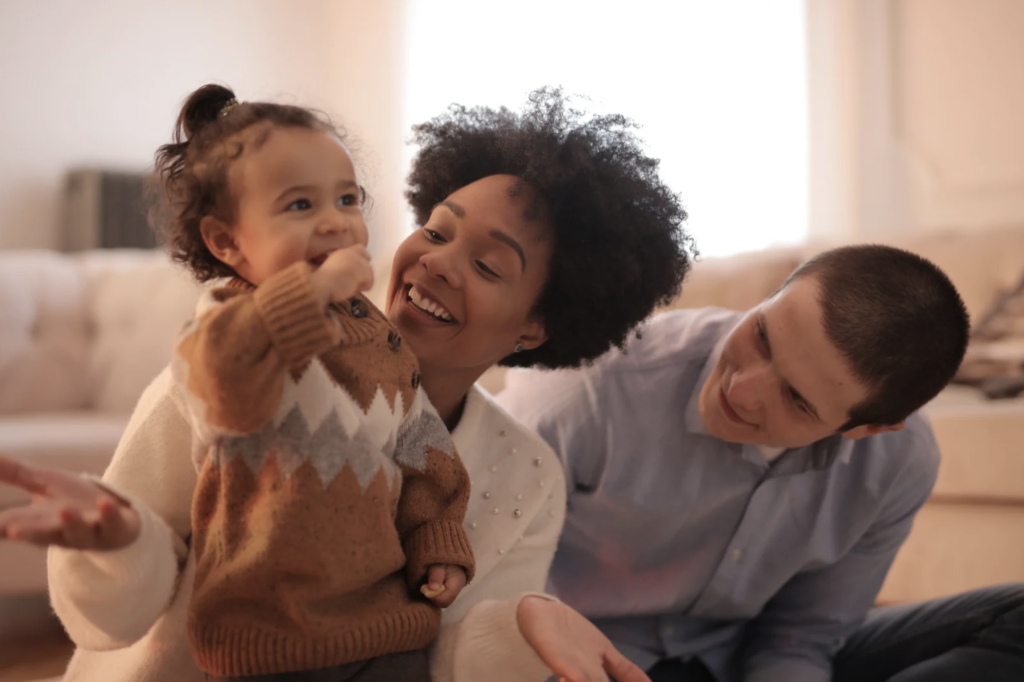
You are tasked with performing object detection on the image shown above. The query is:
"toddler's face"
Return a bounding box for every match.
[222,126,368,286]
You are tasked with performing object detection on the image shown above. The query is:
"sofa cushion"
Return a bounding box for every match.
[0,251,92,414]
[923,386,1024,500]
[78,250,203,413]
[0,412,129,508]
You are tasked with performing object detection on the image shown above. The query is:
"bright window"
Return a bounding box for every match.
[403,0,808,257]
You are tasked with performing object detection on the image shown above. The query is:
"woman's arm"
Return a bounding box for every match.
[46,370,199,650]
[431,475,565,682]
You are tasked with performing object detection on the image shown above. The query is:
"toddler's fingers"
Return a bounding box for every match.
[426,565,447,590]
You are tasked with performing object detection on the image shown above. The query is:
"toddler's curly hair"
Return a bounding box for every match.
[150,84,352,281]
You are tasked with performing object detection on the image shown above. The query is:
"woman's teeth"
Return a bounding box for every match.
[408,286,453,321]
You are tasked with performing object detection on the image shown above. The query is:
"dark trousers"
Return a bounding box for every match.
[647,584,1024,682]
[213,648,430,682]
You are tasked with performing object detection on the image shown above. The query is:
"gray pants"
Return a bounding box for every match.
[640,584,1024,682]
[214,649,430,682]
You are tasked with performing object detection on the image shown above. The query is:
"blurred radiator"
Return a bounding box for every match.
[62,169,157,250]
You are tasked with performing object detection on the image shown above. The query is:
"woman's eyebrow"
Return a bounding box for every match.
[489,230,526,271]
[439,200,465,218]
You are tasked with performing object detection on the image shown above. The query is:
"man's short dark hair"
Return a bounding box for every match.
[785,244,970,429]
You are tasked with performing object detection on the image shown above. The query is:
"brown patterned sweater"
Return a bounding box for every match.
[171,262,475,677]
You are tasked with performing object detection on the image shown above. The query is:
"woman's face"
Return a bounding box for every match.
[386,174,551,376]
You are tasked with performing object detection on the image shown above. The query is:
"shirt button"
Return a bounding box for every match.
[732,548,744,561]
[387,330,402,350]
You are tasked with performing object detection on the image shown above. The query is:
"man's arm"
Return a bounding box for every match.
[740,433,939,682]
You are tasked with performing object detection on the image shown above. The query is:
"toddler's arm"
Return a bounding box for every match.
[393,395,475,596]
[174,262,336,441]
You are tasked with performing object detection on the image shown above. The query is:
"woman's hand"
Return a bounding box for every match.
[0,454,140,550]
[518,596,652,682]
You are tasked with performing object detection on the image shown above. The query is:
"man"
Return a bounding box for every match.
[498,245,1024,682]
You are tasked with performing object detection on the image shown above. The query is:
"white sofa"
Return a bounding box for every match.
[2,226,1024,603]
[0,249,203,594]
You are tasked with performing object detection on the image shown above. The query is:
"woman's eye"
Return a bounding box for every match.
[423,228,445,242]
[287,198,312,211]
[476,261,499,278]
[337,194,357,207]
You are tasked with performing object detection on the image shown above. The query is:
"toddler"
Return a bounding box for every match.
[153,84,474,681]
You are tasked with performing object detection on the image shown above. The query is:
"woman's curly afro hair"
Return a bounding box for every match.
[405,87,696,369]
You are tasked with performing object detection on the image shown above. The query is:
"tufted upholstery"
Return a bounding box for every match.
[0,250,203,594]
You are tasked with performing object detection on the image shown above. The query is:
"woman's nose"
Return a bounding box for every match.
[420,249,462,288]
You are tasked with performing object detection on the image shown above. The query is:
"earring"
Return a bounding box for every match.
[514,342,524,353]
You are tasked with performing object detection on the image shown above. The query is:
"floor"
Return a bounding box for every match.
[0,596,70,682]
[0,630,70,682]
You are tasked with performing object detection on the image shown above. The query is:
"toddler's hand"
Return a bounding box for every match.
[420,564,467,607]
[310,245,374,307]
[0,454,140,551]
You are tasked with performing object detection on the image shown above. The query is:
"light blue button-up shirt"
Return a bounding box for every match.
[498,308,940,682]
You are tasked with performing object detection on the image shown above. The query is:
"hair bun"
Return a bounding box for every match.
[178,84,237,140]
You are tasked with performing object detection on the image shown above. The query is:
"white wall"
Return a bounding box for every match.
[0,0,406,255]
[808,0,1024,242]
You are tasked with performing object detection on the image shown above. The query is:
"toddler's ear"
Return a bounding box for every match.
[200,216,244,269]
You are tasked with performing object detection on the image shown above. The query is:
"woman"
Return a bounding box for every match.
[0,88,693,682]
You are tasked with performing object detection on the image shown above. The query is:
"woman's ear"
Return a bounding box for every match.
[516,318,548,352]
[199,216,244,269]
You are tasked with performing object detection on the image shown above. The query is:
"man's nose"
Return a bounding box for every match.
[727,364,772,412]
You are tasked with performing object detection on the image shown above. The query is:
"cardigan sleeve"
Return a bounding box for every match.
[48,370,197,650]
[430,452,567,682]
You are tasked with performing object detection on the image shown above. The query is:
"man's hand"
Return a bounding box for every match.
[310,245,374,307]
[518,596,651,682]
[0,454,140,550]
[420,564,467,608]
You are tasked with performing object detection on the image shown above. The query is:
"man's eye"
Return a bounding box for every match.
[287,198,312,211]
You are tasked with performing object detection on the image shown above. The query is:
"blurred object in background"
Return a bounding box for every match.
[62,170,154,251]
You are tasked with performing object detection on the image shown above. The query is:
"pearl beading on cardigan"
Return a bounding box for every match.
[466,426,558,555]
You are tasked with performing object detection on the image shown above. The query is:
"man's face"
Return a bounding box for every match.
[698,275,877,448]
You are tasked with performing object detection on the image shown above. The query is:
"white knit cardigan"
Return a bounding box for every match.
[49,371,565,682]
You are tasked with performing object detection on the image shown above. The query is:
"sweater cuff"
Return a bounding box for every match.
[252,262,336,370]
[449,596,554,682]
[404,520,476,587]
[48,482,180,649]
